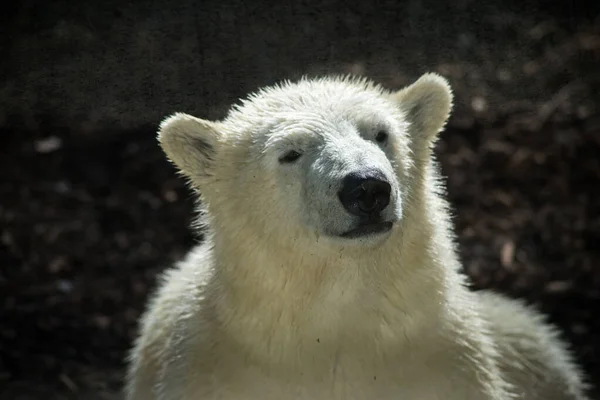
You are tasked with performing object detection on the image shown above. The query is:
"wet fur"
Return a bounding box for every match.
[126,74,590,400]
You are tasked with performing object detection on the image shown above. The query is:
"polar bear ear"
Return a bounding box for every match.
[392,73,453,146]
[157,112,221,178]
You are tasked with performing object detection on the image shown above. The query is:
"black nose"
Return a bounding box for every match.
[338,170,391,217]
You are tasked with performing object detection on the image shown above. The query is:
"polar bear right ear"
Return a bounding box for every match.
[157,112,221,178]
[391,73,453,147]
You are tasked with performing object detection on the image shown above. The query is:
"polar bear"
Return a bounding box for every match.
[125,74,590,400]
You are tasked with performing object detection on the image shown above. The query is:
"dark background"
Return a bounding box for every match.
[1,0,599,398]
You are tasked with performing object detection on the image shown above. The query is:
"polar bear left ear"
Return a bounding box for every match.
[392,73,453,146]
[157,112,221,179]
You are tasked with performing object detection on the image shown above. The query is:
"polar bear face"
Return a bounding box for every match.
[158,74,452,251]
[253,93,406,246]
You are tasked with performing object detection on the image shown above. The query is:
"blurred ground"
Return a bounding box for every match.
[1,0,599,399]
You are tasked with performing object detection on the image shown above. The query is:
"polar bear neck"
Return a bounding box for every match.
[203,162,465,366]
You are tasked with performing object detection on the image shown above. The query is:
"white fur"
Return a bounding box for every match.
[125,74,590,400]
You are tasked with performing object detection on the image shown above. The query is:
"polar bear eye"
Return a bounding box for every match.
[375,130,388,143]
[279,150,302,163]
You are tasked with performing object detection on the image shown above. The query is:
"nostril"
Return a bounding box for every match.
[358,180,391,214]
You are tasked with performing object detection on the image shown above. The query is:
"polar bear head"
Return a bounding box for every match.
[158,74,452,254]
